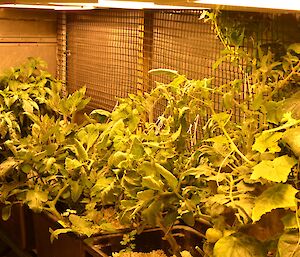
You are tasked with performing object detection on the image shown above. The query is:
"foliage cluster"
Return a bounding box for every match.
[0,12,300,257]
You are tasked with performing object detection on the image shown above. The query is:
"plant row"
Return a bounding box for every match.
[0,41,300,257]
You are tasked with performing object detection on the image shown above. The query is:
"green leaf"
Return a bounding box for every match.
[137,190,154,201]
[73,138,88,161]
[281,213,299,230]
[142,176,164,191]
[130,137,144,158]
[283,127,300,157]
[108,151,128,167]
[141,200,162,226]
[277,231,300,257]
[0,158,19,177]
[252,184,298,222]
[1,205,12,221]
[50,228,73,243]
[69,181,83,202]
[25,189,48,212]
[155,163,178,190]
[252,132,283,153]
[251,155,296,182]
[22,100,34,113]
[170,125,182,142]
[68,214,97,237]
[65,158,82,171]
[288,43,300,54]
[213,233,265,257]
[91,177,115,194]
[148,69,179,77]
[181,212,195,227]
[90,109,111,122]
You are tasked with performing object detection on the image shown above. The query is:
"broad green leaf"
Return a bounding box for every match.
[251,155,296,182]
[252,92,264,111]
[283,127,300,157]
[281,213,299,230]
[252,184,298,222]
[181,212,195,227]
[142,176,164,191]
[170,125,182,142]
[141,199,162,226]
[288,43,300,54]
[277,231,300,257]
[90,109,111,122]
[108,151,127,167]
[68,214,97,237]
[212,112,231,124]
[69,181,83,202]
[91,177,115,195]
[137,190,154,201]
[213,233,265,257]
[223,92,234,109]
[155,163,178,190]
[252,132,283,153]
[77,124,101,151]
[65,158,82,171]
[0,158,19,177]
[73,138,88,161]
[22,100,34,113]
[25,189,48,212]
[227,197,254,224]
[130,137,144,158]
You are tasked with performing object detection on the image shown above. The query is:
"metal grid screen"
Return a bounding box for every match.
[66,10,144,111]
[65,10,300,112]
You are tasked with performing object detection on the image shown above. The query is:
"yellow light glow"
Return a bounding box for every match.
[0,0,207,10]
[193,0,300,11]
[0,3,95,10]
[49,1,206,9]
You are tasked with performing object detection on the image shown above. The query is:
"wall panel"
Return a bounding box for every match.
[0,8,57,75]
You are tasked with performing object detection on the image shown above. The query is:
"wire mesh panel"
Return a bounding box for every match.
[65,9,300,113]
[66,10,144,111]
[150,10,223,82]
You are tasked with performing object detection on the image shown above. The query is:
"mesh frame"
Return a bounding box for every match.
[65,10,300,112]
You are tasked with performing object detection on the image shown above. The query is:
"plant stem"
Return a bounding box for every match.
[158,220,181,257]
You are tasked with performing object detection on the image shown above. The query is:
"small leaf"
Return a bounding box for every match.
[65,158,82,171]
[252,132,283,153]
[288,43,300,54]
[0,158,19,177]
[69,181,83,202]
[213,233,265,257]
[283,127,300,157]
[25,189,48,212]
[137,190,154,201]
[73,138,88,161]
[277,231,300,257]
[141,200,162,226]
[1,205,12,221]
[170,126,182,142]
[281,213,299,230]
[251,155,296,182]
[155,163,178,190]
[68,214,96,237]
[252,184,298,222]
[142,176,164,191]
[148,69,179,77]
[90,109,111,122]
[50,228,73,243]
[22,100,34,113]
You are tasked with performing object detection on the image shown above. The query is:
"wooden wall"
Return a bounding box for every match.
[0,8,57,75]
